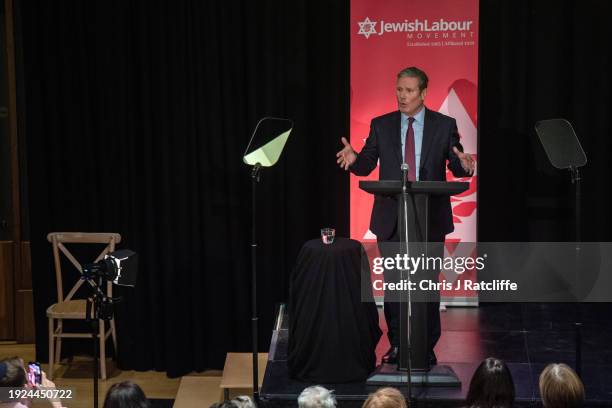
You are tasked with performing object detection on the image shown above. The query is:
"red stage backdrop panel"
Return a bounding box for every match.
[350,0,479,305]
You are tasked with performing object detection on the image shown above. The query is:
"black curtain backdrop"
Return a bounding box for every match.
[20,0,349,376]
[18,0,611,377]
[478,0,612,242]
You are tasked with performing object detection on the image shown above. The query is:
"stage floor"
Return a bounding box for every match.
[260,303,612,407]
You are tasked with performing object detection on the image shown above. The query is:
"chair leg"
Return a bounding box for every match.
[48,318,54,380]
[55,319,63,364]
[99,320,106,380]
[110,318,118,355]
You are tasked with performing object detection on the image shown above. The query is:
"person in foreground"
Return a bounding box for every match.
[539,363,585,408]
[298,386,336,408]
[362,387,408,408]
[102,381,150,408]
[0,357,67,408]
[230,395,256,408]
[209,396,256,408]
[336,66,475,365]
[464,357,515,408]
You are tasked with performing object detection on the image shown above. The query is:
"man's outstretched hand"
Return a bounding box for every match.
[336,137,357,170]
[453,146,475,175]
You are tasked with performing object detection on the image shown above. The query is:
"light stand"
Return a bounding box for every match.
[82,249,138,408]
[84,277,116,408]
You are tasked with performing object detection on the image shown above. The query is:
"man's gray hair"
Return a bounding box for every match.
[232,395,256,408]
[298,385,337,408]
[397,66,429,91]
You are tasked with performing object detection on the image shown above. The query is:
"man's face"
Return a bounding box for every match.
[396,76,426,116]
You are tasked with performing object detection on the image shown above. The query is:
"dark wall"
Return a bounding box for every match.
[0,0,13,242]
[17,0,612,376]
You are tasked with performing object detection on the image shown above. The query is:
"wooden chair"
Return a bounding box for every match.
[46,232,121,380]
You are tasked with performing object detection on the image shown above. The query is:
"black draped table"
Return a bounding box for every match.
[287,238,381,383]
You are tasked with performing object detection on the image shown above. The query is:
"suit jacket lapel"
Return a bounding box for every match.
[419,108,437,171]
[392,111,402,165]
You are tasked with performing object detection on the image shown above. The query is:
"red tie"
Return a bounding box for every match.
[404,117,417,181]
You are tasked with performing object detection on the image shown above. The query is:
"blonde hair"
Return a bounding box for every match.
[362,387,407,408]
[539,363,585,407]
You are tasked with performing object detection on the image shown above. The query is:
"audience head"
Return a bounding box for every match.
[103,381,151,408]
[210,396,256,408]
[0,357,27,388]
[362,387,407,408]
[539,363,584,408]
[210,402,238,408]
[298,386,336,408]
[232,395,256,408]
[465,357,515,408]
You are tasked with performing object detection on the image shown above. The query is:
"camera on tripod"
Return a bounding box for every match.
[76,247,138,407]
[82,249,138,321]
[82,249,138,287]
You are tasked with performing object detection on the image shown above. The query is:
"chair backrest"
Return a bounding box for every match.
[47,232,122,303]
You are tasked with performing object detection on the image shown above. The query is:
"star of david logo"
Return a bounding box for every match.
[357,17,377,39]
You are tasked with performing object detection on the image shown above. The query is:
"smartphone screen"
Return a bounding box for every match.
[27,362,42,386]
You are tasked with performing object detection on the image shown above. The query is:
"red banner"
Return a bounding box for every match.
[350,0,479,305]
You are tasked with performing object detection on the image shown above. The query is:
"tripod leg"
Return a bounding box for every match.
[48,318,55,380]
[99,320,106,380]
[110,318,118,354]
[55,319,63,364]
[92,319,99,408]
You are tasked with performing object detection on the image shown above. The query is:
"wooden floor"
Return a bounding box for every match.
[0,342,225,408]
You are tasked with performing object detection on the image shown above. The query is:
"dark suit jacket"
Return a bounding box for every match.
[350,108,469,240]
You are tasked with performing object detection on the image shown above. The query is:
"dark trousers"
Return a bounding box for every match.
[377,227,444,358]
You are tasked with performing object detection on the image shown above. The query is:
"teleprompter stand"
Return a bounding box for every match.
[535,118,587,377]
[243,117,293,401]
[359,180,468,391]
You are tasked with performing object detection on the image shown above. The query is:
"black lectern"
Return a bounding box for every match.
[360,180,468,387]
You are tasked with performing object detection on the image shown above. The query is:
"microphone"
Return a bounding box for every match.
[401,163,409,193]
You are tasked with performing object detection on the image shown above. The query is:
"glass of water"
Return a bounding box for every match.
[321,228,335,244]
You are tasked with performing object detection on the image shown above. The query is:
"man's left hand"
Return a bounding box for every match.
[452,146,475,176]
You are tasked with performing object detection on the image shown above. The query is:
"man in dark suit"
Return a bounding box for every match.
[336,66,475,365]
